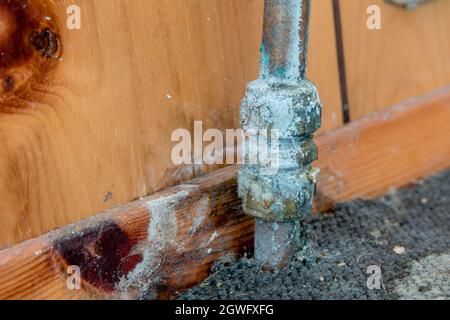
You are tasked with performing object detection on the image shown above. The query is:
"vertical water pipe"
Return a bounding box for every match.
[238,0,322,270]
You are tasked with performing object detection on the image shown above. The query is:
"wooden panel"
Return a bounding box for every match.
[0,0,341,248]
[0,86,449,300]
[309,0,343,132]
[0,0,262,248]
[340,0,450,119]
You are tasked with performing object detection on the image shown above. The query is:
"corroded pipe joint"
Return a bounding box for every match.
[238,80,321,222]
[238,79,322,270]
[238,0,321,269]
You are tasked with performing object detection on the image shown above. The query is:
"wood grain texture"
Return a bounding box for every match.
[0,166,253,300]
[0,0,342,248]
[315,85,450,210]
[340,0,450,120]
[0,87,448,300]
[309,0,343,133]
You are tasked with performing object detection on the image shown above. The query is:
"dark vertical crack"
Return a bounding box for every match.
[332,0,350,123]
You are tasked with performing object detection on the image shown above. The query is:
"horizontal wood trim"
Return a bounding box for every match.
[0,166,251,300]
[1,86,449,299]
[315,85,450,210]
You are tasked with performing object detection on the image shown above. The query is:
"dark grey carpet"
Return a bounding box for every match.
[179,170,450,300]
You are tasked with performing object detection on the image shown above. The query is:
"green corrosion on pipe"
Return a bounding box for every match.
[259,0,311,81]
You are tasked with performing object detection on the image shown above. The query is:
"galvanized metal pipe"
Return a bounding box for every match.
[238,0,322,270]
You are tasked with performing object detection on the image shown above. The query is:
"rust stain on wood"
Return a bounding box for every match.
[53,221,143,293]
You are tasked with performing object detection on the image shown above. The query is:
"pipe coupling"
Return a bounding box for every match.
[238,79,322,222]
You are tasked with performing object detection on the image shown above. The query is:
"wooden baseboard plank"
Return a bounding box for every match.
[0,167,252,300]
[314,85,450,210]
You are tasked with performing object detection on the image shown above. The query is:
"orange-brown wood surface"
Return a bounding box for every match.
[0,166,252,299]
[309,0,343,132]
[1,88,449,300]
[315,86,450,210]
[0,0,342,248]
[340,0,450,120]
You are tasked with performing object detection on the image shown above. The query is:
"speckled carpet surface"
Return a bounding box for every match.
[179,170,450,300]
